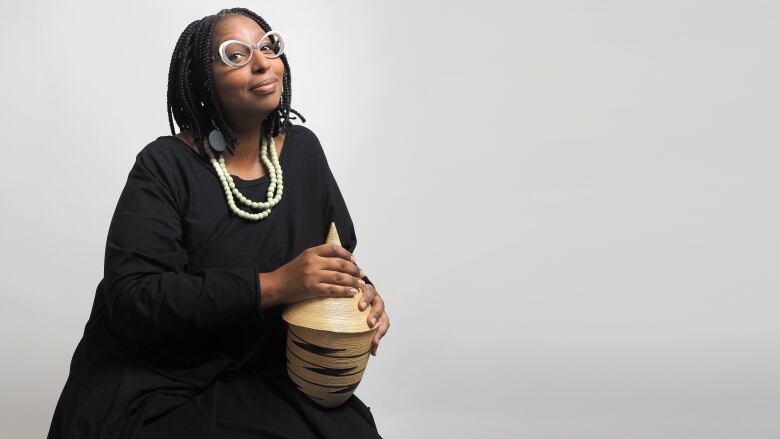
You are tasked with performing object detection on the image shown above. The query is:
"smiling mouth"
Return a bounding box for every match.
[250,79,277,91]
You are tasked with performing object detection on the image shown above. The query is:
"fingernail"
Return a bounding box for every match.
[350,288,358,295]
[358,279,366,287]
[370,317,376,326]
[359,269,365,277]
[351,255,356,262]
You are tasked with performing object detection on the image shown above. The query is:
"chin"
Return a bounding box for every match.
[241,103,280,121]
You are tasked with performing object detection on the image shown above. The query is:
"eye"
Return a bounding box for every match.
[259,43,276,54]
[227,52,245,62]
[222,42,251,63]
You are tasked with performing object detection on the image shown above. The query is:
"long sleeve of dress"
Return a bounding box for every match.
[311,131,374,289]
[103,148,263,347]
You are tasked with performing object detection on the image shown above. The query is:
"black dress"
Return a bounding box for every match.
[47,124,382,439]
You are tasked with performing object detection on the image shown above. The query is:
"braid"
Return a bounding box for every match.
[166,23,190,135]
[166,21,199,138]
[166,8,305,160]
[202,14,238,155]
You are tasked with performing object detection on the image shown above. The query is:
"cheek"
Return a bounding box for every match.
[211,69,226,94]
[273,61,285,82]
[212,71,241,102]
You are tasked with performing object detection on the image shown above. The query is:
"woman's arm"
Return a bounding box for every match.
[102,147,264,347]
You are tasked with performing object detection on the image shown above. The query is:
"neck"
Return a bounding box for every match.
[225,111,272,159]
[229,125,264,160]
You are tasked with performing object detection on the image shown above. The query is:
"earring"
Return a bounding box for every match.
[208,127,227,152]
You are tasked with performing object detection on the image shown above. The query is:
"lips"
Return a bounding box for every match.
[250,78,277,90]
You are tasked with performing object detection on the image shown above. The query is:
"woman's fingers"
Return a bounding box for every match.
[368,293,384,328]
[320,255,363,279]
[371,312,390,356]
[318,269,363,290]
[316,243,355,263]
[315,282,359,298]
[315,268,364,298]
[357,284,385,333]
[358,283,376,311]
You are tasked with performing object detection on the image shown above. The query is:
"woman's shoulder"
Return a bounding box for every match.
[122,135,199,196]
[135,133,193,164]
[287,123,328,161]
[289,122,317,142]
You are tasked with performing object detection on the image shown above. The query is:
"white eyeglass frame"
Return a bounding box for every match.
[212,30,285,68]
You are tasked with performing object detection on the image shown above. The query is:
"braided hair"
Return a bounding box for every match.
[166,7,305,158]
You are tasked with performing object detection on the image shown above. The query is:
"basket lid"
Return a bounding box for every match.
[282,223,377,333]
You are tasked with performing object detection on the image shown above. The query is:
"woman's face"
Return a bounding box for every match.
[209,14,285,128]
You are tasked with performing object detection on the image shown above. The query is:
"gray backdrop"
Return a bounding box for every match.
[1,1,778,438]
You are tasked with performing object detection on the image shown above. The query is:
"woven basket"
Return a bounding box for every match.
[281,222,378,407]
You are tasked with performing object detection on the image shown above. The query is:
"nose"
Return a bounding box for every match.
[250,48,272,72]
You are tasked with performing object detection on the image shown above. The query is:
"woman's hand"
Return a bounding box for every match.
[359,283,390,356]
[259,244,364,308]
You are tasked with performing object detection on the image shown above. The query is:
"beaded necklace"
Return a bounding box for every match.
[204,133,283,221]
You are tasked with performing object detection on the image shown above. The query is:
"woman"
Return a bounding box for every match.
[47,7,390,439]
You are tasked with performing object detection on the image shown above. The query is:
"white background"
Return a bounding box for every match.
[1,1,778,437]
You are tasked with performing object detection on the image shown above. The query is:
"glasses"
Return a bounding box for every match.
[212,31,285,68]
